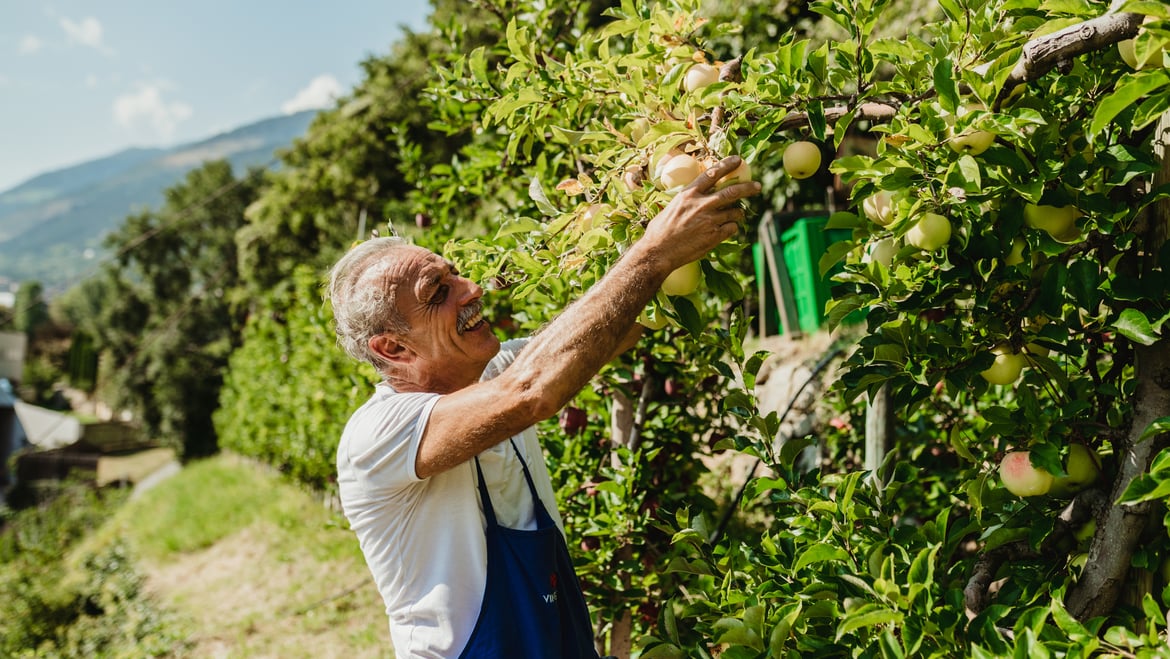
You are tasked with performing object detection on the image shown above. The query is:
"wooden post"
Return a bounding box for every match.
[864,383,892,483]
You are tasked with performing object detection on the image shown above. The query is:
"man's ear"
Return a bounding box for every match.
[369,334,412,365]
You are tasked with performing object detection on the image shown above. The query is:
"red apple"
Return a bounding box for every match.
[559,407,587,435]
[1000,450,1054,497]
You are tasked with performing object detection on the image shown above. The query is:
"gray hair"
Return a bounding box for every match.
[327,237,413,369]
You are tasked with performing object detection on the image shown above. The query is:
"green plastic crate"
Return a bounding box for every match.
[781,215,850,333]
[753,213,850,335]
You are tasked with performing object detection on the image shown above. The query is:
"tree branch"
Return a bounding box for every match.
[998,12,1144,104]
[710,56,743,136]
[964,488,1107,620]
[774,12,1145,131]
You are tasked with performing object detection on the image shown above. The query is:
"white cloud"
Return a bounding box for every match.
[280,74,342,114]
[113,85,193,140]
[18,35,43,55]
[60,16,104,49]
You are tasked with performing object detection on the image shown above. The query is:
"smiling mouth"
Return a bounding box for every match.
[457,305,486,334]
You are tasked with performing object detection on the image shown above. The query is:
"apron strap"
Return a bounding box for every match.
[472,456,499,527]
[473,438,556,529]
[507,437,556,527]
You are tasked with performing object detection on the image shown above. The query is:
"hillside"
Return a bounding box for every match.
[0,110,318,292]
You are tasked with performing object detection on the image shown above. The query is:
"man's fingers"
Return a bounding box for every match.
[686,156,743,192]
[712,179,762,205]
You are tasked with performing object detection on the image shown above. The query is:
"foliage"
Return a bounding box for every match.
[78,159,260,458]
[215,266,375,491]
[407,0,1170,654]
[109,0,1170,654]
[12,280,48,338]
[0,482,186,657]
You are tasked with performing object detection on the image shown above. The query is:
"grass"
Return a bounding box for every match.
[80,453,393,658]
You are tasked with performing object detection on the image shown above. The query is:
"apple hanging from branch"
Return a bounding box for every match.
[1000,450,1055,497]
[782,141,822,179]
[906,212,952,251]
[980,345,1027,385]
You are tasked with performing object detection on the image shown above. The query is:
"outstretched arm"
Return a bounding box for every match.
[414,157,760,478]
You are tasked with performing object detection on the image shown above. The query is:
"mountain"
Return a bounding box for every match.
[0,110,318,292]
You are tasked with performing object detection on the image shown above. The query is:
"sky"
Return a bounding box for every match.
[0,0,433,192]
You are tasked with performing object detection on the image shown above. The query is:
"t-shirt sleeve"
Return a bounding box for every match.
[341,391,441,493]
[480,337,531,381]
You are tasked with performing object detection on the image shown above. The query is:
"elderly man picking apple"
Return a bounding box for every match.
[326,156,759,658]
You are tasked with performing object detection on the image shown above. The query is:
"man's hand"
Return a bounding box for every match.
[640,156,762,271]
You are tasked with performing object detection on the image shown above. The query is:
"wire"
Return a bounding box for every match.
[708,340,848,545]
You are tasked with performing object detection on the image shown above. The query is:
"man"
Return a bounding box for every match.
[328,156,759,657]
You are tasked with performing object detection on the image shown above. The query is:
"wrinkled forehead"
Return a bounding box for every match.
[364,245,449,301]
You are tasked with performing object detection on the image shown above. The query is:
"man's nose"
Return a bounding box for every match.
[457,278,483,304]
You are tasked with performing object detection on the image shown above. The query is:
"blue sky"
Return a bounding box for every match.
[0,0,432,192]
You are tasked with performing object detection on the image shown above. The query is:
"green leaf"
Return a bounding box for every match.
[820,240,854,277]
[495,217,543,238]
[671,295,703,338]
[640,643,687,659]
[528,177,558,216]
[1066,260,1101,311]
[1090,71,1170,138]
[933,58,959,113]
[780,435,815,465]
[1142,420,1170,445]
[794,543,851,571]
[1117,472,1170,505]
[1142,592,1166,628]
[836,606,904,641]
[1113,308,1160,346]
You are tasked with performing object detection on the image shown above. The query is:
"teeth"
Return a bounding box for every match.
[459,308,483,333]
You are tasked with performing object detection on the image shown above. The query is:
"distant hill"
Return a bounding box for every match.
[0,110,318,292]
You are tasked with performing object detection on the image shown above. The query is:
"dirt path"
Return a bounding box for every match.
[144,523,392,658]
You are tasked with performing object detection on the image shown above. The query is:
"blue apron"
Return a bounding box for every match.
[458,440,599,658]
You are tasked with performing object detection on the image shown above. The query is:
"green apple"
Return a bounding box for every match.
[782,141,822,179]
[1119,16,1165,70]
[659,153,703,190]
[949,129,996,155]
[981,346,1026,385]
[1025,341,1049,358]
[1000,450,1054,497]
[861,236,898,267]
[662,260,702,296]
[906,212,952,251]
[622,164,646,191]
[1005,236,1026,266]
[1024,203,1079,238]
[1051,224,1083,244]
[580,203,611,231]
[862,191,894,226]
[683,62,719,92]
[1073,518,1096,544]
[637,307,669,330]
[628,117,651,143]
[1049,443,1102,498]
[651,148,684,187]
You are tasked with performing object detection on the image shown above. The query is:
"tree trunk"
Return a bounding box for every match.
[603,390,635,658]
[1066,340,1170,619]
[1066,109,1170,620]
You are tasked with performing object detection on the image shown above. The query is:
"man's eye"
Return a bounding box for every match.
[430,286,449,305]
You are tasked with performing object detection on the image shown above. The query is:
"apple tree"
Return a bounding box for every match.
[407,0,1170,655]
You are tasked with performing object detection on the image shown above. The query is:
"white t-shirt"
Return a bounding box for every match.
[336,339,564,658]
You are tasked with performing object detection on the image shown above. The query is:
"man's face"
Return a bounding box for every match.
[383,246,500,392]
